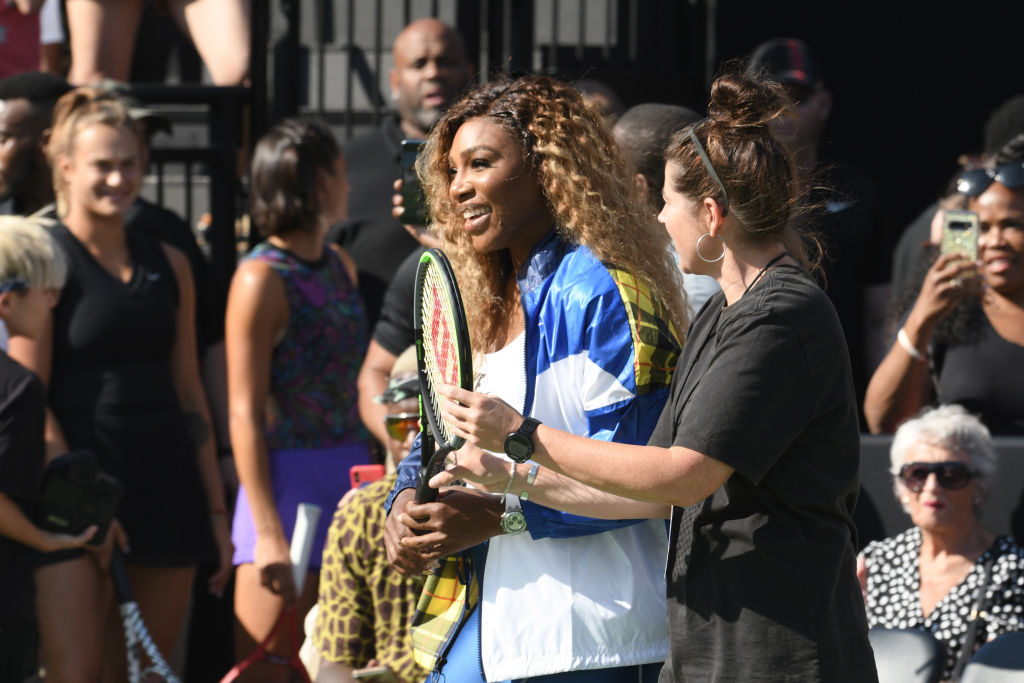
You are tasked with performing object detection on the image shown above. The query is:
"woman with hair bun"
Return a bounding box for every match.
[434,69,878,680]
[9,87,232,681]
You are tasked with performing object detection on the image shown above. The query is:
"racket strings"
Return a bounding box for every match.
[120,603,180,682]
[421,267,462,443]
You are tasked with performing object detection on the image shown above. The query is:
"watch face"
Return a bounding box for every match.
[501,511,527,534]
[504,434,532,463]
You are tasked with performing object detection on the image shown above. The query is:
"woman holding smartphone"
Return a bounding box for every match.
[864,136,1024,434]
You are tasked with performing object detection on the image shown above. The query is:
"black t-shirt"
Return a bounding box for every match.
[372,246,423,356]
[934,313,1024,435]
[329,116,422,329]
[652,265,877,682]
[0,352,46,622]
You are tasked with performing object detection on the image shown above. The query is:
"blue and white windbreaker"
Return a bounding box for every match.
[389,231,681,681]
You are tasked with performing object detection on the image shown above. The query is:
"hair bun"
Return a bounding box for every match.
[706,70,791,131]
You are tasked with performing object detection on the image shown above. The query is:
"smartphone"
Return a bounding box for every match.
[349,464,386,489]
[352,665,400,682]
[400,138,429,226]
[940,209,979,262]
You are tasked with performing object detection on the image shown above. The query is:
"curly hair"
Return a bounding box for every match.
[665,66,822,275]
[47,87,143,218]
[418,74,687,352]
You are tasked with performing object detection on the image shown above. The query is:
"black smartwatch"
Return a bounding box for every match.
[503,417,541,464]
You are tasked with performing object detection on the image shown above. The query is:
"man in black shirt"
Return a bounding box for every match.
[330,18,473,330]
[748,38,887,423]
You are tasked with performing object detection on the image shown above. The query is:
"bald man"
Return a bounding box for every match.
[330,18,474,330]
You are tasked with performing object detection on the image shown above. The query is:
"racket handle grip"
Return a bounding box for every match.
[289,503,321,595]
[110,549,134,604]
[415,468,440,504]
[414,445,453,504]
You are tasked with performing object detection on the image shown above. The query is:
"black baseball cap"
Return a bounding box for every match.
[748,38,821,88]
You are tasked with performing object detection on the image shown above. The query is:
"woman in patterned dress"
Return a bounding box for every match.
[858,404,1024,679]
[227,118,371,681]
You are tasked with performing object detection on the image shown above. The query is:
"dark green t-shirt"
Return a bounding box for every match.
[652,264,877,682]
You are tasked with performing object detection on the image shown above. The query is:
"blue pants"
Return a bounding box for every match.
[430,604,663,683]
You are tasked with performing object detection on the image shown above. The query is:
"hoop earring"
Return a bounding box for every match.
[696,233,726,263]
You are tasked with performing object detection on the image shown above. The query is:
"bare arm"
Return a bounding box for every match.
[431,443,669,519]
[226,259,298,601]
[357,341,397,446]
[164,244,232,595]
[863,252,981,433]
[0,491,96,551]
[439,386,733,509]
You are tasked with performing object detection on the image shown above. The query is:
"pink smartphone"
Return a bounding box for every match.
[349,464,386,490]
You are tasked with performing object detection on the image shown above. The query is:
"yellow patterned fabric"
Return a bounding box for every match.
[606,266,681,395]
[409,552,479,671]
[313,475,429,683]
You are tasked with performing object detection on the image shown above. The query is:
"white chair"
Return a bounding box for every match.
[868,627,944,683]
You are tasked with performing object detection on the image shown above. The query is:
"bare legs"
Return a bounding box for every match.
[35,556,196,682]
[66,0,250,86]
[234,563,319,683]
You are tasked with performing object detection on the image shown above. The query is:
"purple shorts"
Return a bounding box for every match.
[231,442,370,568]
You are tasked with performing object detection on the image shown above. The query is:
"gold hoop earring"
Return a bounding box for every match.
[696,233,726,263]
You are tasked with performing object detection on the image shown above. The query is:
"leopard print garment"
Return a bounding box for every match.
[313,474,429,683]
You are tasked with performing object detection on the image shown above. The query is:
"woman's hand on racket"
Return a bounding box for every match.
[208,514,233,597]
[397,488,503,558]
[438,384,523,453]
[254,532,297,603]
[429,443,509,492]
[385,488,436,576]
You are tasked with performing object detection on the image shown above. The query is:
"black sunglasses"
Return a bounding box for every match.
[956,160,1024,197]
[898,461,977,492]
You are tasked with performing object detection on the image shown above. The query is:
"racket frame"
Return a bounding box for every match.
[412,248,473,503]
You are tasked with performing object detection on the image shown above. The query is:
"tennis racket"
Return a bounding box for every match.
[220,503,321,683]
[110,550,181,683]
[413,248,474,503]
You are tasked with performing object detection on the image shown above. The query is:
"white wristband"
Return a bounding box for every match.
[897,327,926,362]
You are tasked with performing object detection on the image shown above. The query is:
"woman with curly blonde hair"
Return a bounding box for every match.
[384,74,685,683]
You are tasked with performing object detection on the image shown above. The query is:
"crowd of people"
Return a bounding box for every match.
[1,12,1024,683]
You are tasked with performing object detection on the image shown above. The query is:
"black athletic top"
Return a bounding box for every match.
[48,223,211,566]
[0,353,46,622]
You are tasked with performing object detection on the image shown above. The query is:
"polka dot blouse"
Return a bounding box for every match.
[861,527,1024,679]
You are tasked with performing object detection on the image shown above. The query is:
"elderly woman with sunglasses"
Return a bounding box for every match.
[857,404,1024,679]
[864,135,1024,434]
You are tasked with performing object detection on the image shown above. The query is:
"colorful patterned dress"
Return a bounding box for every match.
[232,242,371,567]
